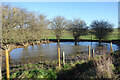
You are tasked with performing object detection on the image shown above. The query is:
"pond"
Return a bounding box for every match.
[10,42,119,64]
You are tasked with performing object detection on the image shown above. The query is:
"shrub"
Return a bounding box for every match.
[94,55,115,78]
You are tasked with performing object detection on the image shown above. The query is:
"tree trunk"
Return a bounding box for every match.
[32,42,35,46]
[47,39,49,43]
[45,38,46,44]
[75,37,77,45]
[99,39,101,45]
[24,42,29,47]
[27,41,29,46]
[22,42,25,46]
[57,38,60,45]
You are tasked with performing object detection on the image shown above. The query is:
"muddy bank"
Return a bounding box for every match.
[2,41,53,53]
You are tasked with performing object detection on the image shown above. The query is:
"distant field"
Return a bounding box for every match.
[49,29,120,40]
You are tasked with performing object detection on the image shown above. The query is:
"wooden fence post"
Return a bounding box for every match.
[110,42,113,53]
[92,49,94,58]
[88,45,90,60]
[0,50,2,80]
[63,52,65,65]
[5,49,10,79]
[58,47,61,69]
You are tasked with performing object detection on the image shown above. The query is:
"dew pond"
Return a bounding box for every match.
[10,42,119,64]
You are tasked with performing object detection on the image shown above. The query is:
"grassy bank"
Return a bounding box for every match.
[2,50,120,79]
[49,29,119,40]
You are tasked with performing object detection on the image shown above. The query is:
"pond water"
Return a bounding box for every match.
[10,42,119,64]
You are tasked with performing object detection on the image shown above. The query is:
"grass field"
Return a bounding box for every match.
[48,29,120,40]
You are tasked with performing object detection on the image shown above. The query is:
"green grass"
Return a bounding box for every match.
[49,29,120,40]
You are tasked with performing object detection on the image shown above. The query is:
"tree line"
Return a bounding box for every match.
[2,4,114,46]
[51,17,113,45]
[2,5,50,46]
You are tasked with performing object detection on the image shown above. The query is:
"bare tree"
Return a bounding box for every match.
[68,18,88,45]
[90,20,113,44]
[2,4,50,46]
[51,16,67,44]
[37,15,50,41]
[2,5,14,45]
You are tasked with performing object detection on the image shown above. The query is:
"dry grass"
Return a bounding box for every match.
[94,55,116,78]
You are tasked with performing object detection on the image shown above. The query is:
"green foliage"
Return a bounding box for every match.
[11,71,19,78]
[26,72,34,78]
[8,66,57,79]
[45,69,57,79]
[110,64,115,71]
[35,69,47,78]
[24,71,29,76]
[63,63,71,70]
[90,20,113,42]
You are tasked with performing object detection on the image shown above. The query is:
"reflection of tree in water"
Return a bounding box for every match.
[22,47,29,64]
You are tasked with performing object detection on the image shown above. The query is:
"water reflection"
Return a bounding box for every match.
[10,42,119,64]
